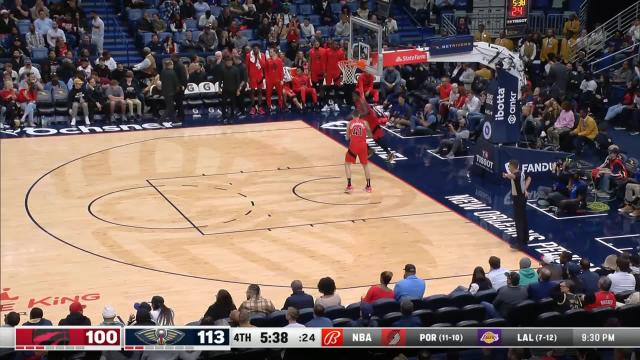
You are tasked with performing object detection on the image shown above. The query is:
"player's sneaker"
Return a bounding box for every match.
[322,104,331,112]
[249,107,257,115]
[333,103,340,112]
[344,185,353,193]
[70,118,76,126]
[258,107,266,115]
[364,186,373,193]
[386,152,396,163]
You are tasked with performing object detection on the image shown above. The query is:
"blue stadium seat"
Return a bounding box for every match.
[347,2,358,12]
[249,314,268,327]
[461,304,485,322]
[17,20,31,34]
[324,305,346,320]
[423,294,449,311]
[456,320,479,327]
[299,4,313,15]
[449,292,475,308]
[293,0,305,4]
[412,309,436,327]
[36,90,55,124]
[318,26,332,37]
[372,298,399,317]
[330,3,341,14]
[482,318,508,327]
[31,47,48,61]
[185,19,198,30]
[128,9,143,21]
[617,304,640,327]
[474,289,497,303]
[345,302,361,320]
[506,300,537,326]
[298,308,314,324]
[239,29,254,40]
[211,6,222,17]
[173,32,186,43]
[267,310,287,327]
[563,309,593,327]
[140,32,153,45]
[332,318,353,327]
[435,307,463,325]
[380,312,402,327]
[534,312,563,327]
[288,4,298,15]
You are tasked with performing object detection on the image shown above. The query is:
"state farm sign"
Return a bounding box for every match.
[382,49,428,67]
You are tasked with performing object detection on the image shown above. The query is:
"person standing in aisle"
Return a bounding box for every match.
[503,160,531,248]
[160,59,180,121]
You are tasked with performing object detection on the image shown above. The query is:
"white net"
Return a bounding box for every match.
[338,60,358,84]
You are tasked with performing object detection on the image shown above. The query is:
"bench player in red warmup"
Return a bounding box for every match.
[352,92,395,162]
[345,115,373,193]
[246,44,266,115]
[356,71,379,103]
[264,47,284,112]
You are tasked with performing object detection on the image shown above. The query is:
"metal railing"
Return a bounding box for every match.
[441,13,456,35]
[591,42,638,74]
[571,0,640,63]
[578,0,588,32]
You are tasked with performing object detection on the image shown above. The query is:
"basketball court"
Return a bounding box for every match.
[0,121,527,323]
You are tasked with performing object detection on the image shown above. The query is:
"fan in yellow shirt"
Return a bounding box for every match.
[570,108,598,153]
[560,31,578,63]
[494,31,514,51]
[473,23,492,43]
[540,29,559,62]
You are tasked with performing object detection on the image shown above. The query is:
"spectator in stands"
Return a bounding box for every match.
[409,102,438,135]
[475,64,492,80]
[0,81,17,128]
[555,280,583,312]
[77,57,92,79]
[547,100,574,148]
[121,71,142,121]
[351,302,377,327]
[392,300,421,327]
[150,295,174,326]
[25,25,46,55]
[568,107,598,153]
[34,10,53,37]
[363,271,394,303]
[520,35,537,66]
[560,31,577,63]
[68,78,90,126]
[239,284,276,315]
[198,10,216,29]
[16,74,38,127]
[46,21,66,49]
[22,307,52,326]
[133,47,157,79]
[384,15,398,34]
[203,289,237,322]
[469,266,493,292]
[528,267,558,301]
[583,277,617,311]
[97,51,116,72]
[518,257,539,288]
[597,255,618,277]
[613,61,634,84]
[44,73,66,92]
[104,79,126,123]
[94,58,111,83]
[540,29,558,63]
[90,12,104,55]
[300,17,315,39]
[53,37,69,57]
[77,35,97,57]
[146,33,163,54]
[181,0,195,20]
[563,13,580,38]
[577,258,600,295]
[491,272,528,318]
[335,14,350,37]
[151,13,167,32]
[316,277,341,308]
[282,280,314,310]
[285,307,304,328]
[454,17,469,35]
[3,312,20,327]
[486,256,508,290]
[394,263,426,301]
[163,35,178,54]
[193,0,210,19]
[233,310,254,328]
[160,58,179,121]
[305,304,332,327]
[100,305,124,326]
[131,308,155,326]
[593,145,628,195]
[388,94,413,129]
[608,254,637,294]
[473,23,491,43]
[380,66,402,103]
[59,302,91,325]
[181,31,199,52]
[494,31,514,51]
[86,76,105,117]
[315,0,334,26]
[13,0,30,20]
[18,58,41,82]
[108,62,125,84]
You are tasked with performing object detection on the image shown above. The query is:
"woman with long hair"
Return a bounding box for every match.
[203,289,237,322]
[362,271,394,303]
[151,295,175,326]
[163,36,178,54]
[470,266,493,292]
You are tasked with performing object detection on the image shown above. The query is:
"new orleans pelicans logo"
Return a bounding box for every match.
[135,328,185,345]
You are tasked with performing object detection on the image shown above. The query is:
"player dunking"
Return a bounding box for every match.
[352,92,395,162]
[345,115,372,193]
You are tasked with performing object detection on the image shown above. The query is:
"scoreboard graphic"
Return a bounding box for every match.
[2,327,640,350]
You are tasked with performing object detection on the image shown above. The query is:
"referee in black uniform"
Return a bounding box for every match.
[503,159,532,248]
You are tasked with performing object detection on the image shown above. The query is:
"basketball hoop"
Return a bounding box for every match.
[338,60,361,85]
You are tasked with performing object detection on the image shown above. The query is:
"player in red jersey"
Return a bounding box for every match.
[291,65,318,108]
[245,44,266,115]
[356,71,379,103]
[264,47,284,112]
[309,39,326,102]
[323,40,345,111]
[352,92,395,162]
[345,115,373,193]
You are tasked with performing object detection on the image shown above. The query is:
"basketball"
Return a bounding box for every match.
[356,58,367,70]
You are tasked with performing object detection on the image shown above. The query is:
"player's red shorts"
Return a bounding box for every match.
[283,85,295,97]
[364,115,383,140]
[345,144,368,165]
[324,73,341,86]
[248,76,264,90]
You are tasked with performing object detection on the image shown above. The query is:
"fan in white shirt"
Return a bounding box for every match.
[608,256,637,294]
[46,23,66,48]
[283,307,305,328]
[486,256,508,289]
[300,18,315,38]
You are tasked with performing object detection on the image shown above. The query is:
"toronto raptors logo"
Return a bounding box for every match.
[321,329,344,346]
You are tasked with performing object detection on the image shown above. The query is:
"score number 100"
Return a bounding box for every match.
[197,330,227,344]
[85,330,119,345]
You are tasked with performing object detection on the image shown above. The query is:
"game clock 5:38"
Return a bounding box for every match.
[261,331,288,344]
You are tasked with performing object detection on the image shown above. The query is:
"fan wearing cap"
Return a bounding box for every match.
[592,144,629,196]
[100,305,124,326]
[59,302,91,326]
[539,253,563,280]
[518,257,539,288]
[0,9,16,35]
[489,271,528,318]
[68,78,90,126]
[393,264,426,302]
[22,307,52,326]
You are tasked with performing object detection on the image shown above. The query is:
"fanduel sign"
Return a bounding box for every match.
[0,122,177,138]
[482,68,520,144]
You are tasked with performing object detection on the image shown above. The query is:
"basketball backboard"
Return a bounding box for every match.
[349,16,383,76]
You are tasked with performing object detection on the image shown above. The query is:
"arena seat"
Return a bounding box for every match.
[52,87,70,122]
[461,304,486,322]
[410,298,428,310]
[31,47,48,61]
[430,322,452,327]
[184,83,203,107]
[506,300,537,326]
[298,4,313,15]
[17,20,31,34]
[249,313,268,327]
[591,307,617,326]
[482,318,508,327]
[563,309,594,327]
[185,19,198,31]
[449,292,476,308]
[615,290,635,303]
[474,289,497,303]
[345,302,361,320]
[534,312,563,327]
[267,310,288,327]
[372,298,399,317]
[435,307,463,325]
[127,9,143,21]
[456,320,479,327]
[423,294,449,311]
[324,305,346,320]
[380,312,402,327]
[332,317,353,327]
[36,90,55,125]
[536,297,555,314]
[412,309,436,327]
[199,82,219,106]
[617,304,640,327]
[297,308,314,324]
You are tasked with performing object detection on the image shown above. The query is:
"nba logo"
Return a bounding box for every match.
[381,329,406,346]
[321,329,343,347]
